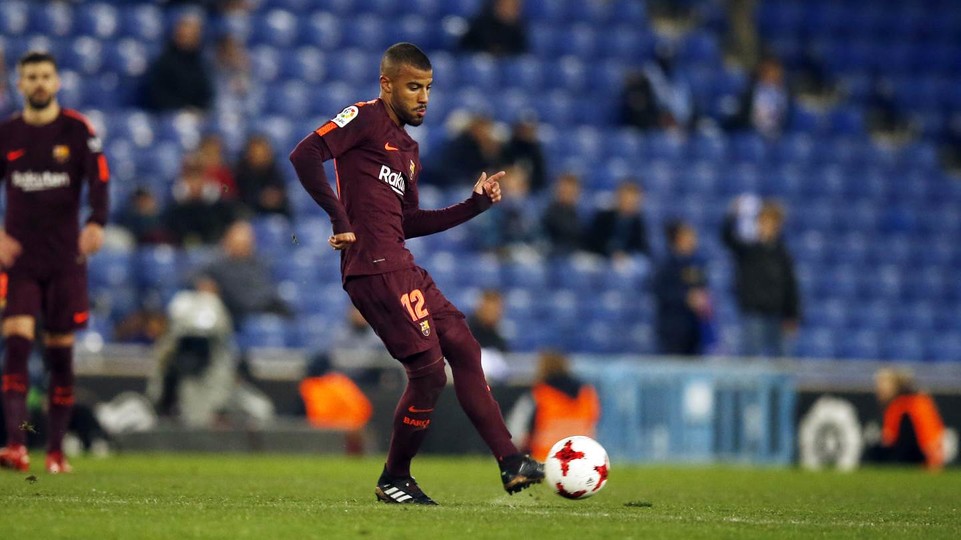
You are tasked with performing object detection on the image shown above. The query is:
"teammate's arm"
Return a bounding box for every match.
[403,170,504,239]
[289,133,355,250]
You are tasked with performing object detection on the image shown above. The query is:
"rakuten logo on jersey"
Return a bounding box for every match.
[378,164,406,196]
[11,171,70,191]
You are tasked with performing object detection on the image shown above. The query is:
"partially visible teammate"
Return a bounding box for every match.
[0,52,109,473]
[290,43,543,505]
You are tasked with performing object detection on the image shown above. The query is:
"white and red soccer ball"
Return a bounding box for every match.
[544,436,610,500]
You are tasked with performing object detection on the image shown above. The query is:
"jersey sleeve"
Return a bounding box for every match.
[67,111,110,225]
[314,103,373,157]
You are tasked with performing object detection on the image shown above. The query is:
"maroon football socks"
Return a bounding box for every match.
[385,349,446,478]
[1,335,31,447]
[45,345,74,454]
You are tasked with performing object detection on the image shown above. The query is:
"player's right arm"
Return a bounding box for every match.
[0,137,21,268]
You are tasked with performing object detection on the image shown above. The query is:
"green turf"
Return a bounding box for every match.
[1,454,958,539]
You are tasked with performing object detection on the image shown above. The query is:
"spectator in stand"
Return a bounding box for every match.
[721,198,800,358]
[939,112,961,176]
[587,180,651,260]
[467,289,509,353]
[723,0,759,70]
[435,113,503,188]
[197,133,238,198]
[540,173,584,257]
[460,0,528,57]
[863,368,945,470]
[653,220,711,356]
[501,115,547,192]
[194,219,291,328]
[506,350,600,461]
[0,48,12,118]
[866,76,914,146]
[738,56,791,138]
[234,134,291,218]
[641,43,697,132]
[113,305,169,345]
[143,11,214,113]
[329,307,393,385]
[298,352,373,455]
[163,157,238,246]
[212,34,258,119]
[620,70,661,130]
[474,166,539,257]
[115,187,173,245]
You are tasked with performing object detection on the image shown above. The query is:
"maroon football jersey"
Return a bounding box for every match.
[0,109,109,273]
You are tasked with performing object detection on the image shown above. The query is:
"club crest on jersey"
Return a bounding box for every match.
[331,105,359,127]
[419,320,431,337]
[378,164,406,196]
[53,145,70,163]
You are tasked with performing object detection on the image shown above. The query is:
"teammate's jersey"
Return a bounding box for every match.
[315,99,423,277]
[0,109,110,272]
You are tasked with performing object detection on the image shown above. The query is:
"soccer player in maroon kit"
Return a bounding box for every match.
[290,43,543,504]
[0,52,109,473]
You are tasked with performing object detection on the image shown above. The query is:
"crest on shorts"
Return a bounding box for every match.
[419,320,431,337]
[53,145,70,163]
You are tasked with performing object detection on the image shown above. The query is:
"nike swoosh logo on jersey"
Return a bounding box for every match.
[407,406,434,414]
[6,149,25,161]
[384,142,399,151]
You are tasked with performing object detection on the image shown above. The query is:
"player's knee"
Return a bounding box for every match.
[404,348,447,394]
[44,332,75,348]
[2,316,35,340]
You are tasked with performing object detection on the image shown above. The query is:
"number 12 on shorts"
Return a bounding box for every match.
[400,289,429,321]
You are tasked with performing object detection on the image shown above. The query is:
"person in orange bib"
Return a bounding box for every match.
[864,368,945,470]
[507,351,601,462]
[299,353,373,455]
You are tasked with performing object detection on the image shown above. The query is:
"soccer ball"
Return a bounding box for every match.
[544,436,610,500]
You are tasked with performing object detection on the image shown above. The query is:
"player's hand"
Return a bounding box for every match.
[474,170,505,204]
[0,230,22,268]
[79,223,104,256]
[328,232,356,250]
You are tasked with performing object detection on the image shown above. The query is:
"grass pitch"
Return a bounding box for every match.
[1,454,958,539]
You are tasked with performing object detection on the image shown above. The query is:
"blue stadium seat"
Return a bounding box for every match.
[118,4,164,42]
[457,54,499,92]
[89,248,134,289]
[27,1,73,37]
[599,26,653,62]
[74,2,119,38]
[135,246,182,289]
[299,10,342,49]
[389,15,431,50]
[339,14,389,51]
[0,2,28,36]
[238,314,290,349]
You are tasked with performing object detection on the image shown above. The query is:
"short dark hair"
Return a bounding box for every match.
[664,219,689,246]
[381,42,431,76]
[18,51,57,70]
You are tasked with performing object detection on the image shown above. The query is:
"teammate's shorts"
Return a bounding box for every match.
[2,263,89,333]
[344,266,463,360]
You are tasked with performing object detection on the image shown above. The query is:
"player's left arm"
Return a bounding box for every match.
[403,170,504,239]
[80,119,110,256]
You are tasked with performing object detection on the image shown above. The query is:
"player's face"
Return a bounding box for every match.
[17,61,60,111]
[384,64,432,127]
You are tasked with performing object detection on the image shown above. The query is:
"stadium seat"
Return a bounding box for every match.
[74,2,119,39]
[238,314,290,349]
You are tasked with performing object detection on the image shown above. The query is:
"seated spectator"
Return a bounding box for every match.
[541,173,584,257]
[474,166,539,257]
[329,307,394,385]
[866,76,915,146]
[587,180,651,260]
[863,368,945,470]
[501,115,547,192]
[298,353,373,455]
[197,133,238,198]
[194,220,291,328]
[213,34,257,118]
[642,43,697,131]
[738,56,791,138]
[620,70,662,130]
[459,0,528,57]
[435,113,503,188]
[164,157,239,246]
[467,289,508,353]
[234,134,291,218]
[506,350,600,461]
[143,11,214,113]
[653,220,712,356]
[115,187,173,245]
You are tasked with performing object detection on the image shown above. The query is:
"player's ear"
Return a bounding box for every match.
[380,74,392,95]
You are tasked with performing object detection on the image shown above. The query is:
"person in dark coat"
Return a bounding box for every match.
[654,220,711,356]
[586,180,651,260]
[459,0,528,56]
[143,12,214,112]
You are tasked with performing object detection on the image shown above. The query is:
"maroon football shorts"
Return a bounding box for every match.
[2,263,89,333]
[344,266,463,360]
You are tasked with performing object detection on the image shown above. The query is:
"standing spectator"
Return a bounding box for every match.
[506,350,600,461]
[653,220,711,356]
[163,157,238,246]
[863,368,945,470]
[739,56,791,138]
[501,116,547,192]
[298,352,373,455]
[460,0,528,57]
[587,180,651,260]
[722,198,800,358]
[194,220,290,328]
[143,11,214,112]
[115,187,172,245]
[234,134,291,218]
[467,289,509,353]
[435,114,503,188]
[642,43,697,131]
[197,133,238,198]
[540,173,584,257]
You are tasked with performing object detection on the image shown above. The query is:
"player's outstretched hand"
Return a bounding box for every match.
[473,170,505,204]
[0,230,22,268]
[79,223,104,257]
[328,232,357,250]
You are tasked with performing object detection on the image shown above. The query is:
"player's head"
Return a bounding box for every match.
[380,42,432,127]
[17,51,60,111]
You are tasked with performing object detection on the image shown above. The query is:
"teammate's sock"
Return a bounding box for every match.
[385,348,446,478]
[2,335,32,447]
[45,346,75,454]
[439,319,517,460]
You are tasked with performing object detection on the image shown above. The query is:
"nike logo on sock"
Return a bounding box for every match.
[407,406,434,414]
